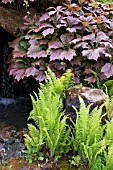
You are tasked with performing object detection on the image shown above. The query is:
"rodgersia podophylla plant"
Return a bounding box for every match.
[7,1,113,87]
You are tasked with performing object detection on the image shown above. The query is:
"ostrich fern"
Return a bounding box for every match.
[24,68,72,160]
[71,97,106,168]
[24,68,113,167]
[71,96,113,169]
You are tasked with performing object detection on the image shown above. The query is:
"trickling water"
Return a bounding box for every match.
[0,27,14,98]
[0,27,36,98]
[0,27,32,130]
[0,44,14,98]
[0,98,15,105]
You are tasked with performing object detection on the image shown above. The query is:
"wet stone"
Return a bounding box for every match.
[0,97,32,163]
[64,86,106,125]
[0,125,25,162]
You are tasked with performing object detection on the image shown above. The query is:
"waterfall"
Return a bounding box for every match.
[0,27,37,99]
[0,27,33,130]
[0,27,14,98]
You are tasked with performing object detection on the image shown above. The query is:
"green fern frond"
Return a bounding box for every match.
[73,97,92,146]
[24,68,73,160]
[105,119,113,142]
[24,124,44,153]
[43,113,70,158]
[71,96,107,167]
[27,124,43,145]
[46,67,57,84]
[24,134,34,151]
[45,68,64,96]
[45,68,74,96]
[106,144,113,169]
[87,105,104,145]
[88,139,108,166]
[104,95,113,121]
[103,85,113,120]
[28,93,39,121]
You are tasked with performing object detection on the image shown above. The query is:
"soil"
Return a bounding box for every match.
[0,98,79,170]
[0,124,80,170]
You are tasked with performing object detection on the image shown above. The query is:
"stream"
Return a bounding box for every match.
[0,27,32,165]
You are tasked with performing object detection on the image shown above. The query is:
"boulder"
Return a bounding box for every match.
[0,6,25,36]
[64,86,106,125]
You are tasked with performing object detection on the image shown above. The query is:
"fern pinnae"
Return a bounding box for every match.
[106,144,113,168]
[29,101,42,130]
[54,115,66,146]
[28,124,44,149]
[105,119,113,142]
[27,124,39,141]
[51,115,69,157]
[82,143,90,163]
[43,127,54,157]
[24,134,34,151]
[38,89,48,114]
[92,139,108,163]
[59,120,71,153]
[74,97,89,145]
[28,94,39,123]
[104,87,111,120]
[44,94,60,136]
[46,67,56,84]
[87,105,104,145]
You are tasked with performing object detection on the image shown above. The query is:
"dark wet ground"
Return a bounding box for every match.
[0,97,32,130]
[0,97,81,170]
[0,97,32,164]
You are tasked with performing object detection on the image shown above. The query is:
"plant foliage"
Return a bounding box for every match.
[1,0,63,4]
[24,69,113,168]
[71,97,105,167]
[0,0,65,12]
[24,68,72,160]
[7,1,113,87]
[71,96,113,169]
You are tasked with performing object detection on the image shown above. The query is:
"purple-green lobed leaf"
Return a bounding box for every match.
[42,27,54,37]
[82,48,104,60]
[48,40,63,49]
[86,76,96,83]
[27,45,47,59]
[61,49,76,61]
[101,63,113,78]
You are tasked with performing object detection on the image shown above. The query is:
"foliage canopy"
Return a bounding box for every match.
[4,1,113,89]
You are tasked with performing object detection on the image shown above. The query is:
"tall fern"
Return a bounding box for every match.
[71,97,108,168]
[24,68,73,160]
[71,95,113,169]
[105,144,113,169]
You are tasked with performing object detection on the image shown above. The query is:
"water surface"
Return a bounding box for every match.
[0,97,32,130]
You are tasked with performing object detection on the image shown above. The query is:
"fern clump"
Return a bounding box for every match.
[24,68,73,161]
[71,97,105,167]
[24,68,113,168]
[71,96,113,170]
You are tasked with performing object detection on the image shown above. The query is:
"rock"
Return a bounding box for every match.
[0,125,25,162]
[0,6,39,36]
[0,7,24,36]
[64,86,106,125]
[80,86,106,104]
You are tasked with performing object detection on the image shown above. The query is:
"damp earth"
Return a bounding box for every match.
[0,102,78,170]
